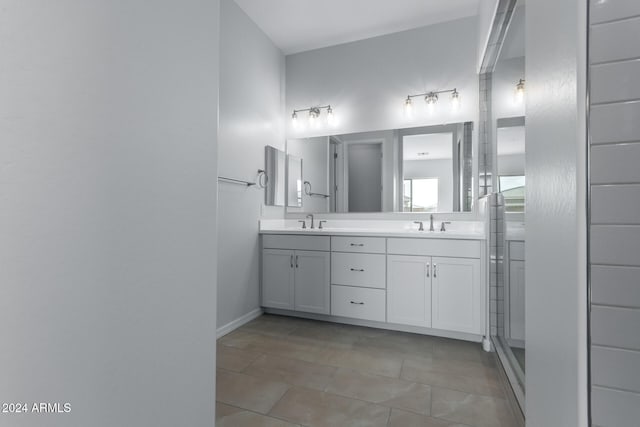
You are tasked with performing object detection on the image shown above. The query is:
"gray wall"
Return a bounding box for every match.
[0,1,220,426]
[589,1,640,425]
[217,0,285,333]
[526,0,589,425]
[285,17,479,139]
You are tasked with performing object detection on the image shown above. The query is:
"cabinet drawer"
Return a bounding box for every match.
[331,285,386,322]
[331,236,386,253]
[263,235,330,251]
[331,253,386,289]
[387,238,480,258]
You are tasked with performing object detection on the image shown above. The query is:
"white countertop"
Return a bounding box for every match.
[259,219,486,240]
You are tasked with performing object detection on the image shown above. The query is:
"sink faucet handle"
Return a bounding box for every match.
[440,221,451,232]
[318,220,327,229]
[298,220,307,229]
[413,221,424,231]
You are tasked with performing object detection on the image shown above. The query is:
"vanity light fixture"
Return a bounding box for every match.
[404,88,461,116]
[515,79,525,103]
[425,92,438,113]
[404,96,413,117]
[451,89,460,111]
[291,105,335,126]
[326,106,334,124]
[308,107,319,125]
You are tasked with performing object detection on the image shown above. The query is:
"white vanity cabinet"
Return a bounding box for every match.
[431,256,481,334]
[387,255,431,327]
[260,231,487,343]
[387,238,484,335]
[262,249,295,310]
[261,235,330,315]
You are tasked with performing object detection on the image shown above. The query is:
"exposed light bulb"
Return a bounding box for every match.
[425,92,438,114]
[291,111,298,127]
[404,96,413,117]
[515,79,525,104]
[326,106,334,125]
[451,89,460,111]
[308,109,318,126]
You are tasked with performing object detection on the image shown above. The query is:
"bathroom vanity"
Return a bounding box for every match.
[260,221,489,348]
[258,112,490,349]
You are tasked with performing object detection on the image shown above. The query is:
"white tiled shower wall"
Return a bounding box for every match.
[589,0,640,425]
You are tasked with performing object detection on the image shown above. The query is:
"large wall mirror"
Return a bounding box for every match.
[286,122,474,214]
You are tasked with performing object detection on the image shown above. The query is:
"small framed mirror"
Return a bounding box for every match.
[264,145,286,206]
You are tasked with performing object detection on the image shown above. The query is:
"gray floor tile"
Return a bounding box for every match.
[269,387,390,427]
[431,386,516,427]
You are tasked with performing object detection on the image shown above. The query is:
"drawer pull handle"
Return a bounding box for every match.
[350,301,365,305]
[433,264,437,278]
[350,243,364,247]
[426,263,430,277]
[290,255,294,268]
[350,268,364,272]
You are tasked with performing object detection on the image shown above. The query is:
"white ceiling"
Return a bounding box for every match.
[403,133,453,161]
[234,0,480,55]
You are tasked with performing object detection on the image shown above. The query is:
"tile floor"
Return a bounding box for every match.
[216,314,517,427]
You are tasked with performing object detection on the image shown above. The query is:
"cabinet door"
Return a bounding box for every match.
[294,250,330,314]
[262,249,294,310]
[432,257,481,334]
[387,255,431,327]
[509,260,526,341]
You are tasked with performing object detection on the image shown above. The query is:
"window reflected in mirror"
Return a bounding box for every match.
[403,178,439,212]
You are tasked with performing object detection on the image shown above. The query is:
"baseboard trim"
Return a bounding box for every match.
[216,308,263,339]
[263,308,484,344]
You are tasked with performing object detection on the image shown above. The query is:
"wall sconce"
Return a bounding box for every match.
[404,88,460,116]
[291,105,334,127]
[515,79,525,104]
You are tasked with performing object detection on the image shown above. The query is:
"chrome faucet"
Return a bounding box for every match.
[306,214,315,229]
[318,220,327,229]
[413,221,424,231]
[429,214,435,232]
[440,221,451,232]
